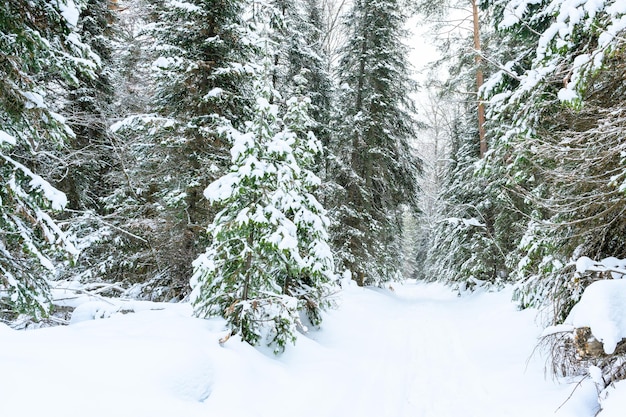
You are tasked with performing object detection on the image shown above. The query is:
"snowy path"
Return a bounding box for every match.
[281,283,597,417]
[0,281,599,417]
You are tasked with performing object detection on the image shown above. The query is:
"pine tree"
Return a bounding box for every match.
[331,0,421,286]
[0,0,98,318]
[412,0,488,156]
[191,75,335,353]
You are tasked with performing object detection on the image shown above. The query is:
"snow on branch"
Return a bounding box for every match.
[2,154,68,211]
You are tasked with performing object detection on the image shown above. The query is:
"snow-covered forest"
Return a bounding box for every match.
[2,0,626,415]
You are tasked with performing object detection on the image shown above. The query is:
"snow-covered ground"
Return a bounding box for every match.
[0,280,609,417]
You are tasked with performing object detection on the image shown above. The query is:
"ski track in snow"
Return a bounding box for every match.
[0,281,600,417]
[294,283,596,417]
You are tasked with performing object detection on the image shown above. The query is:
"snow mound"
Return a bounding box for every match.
[68,300,173,324]
[70,301,126,324]
[567,279,626,354]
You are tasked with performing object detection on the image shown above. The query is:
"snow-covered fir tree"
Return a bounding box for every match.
[47,0,128,294]
[411,0,528,292]
[474,0,626,390]
[330,0,421,286]
[191,72,336,352]
[268,0,333,99]
[0,0,98,319]
[410,87,457,281]
[102,0,253,298]
[481,0,626,316]
[420,121,513,290]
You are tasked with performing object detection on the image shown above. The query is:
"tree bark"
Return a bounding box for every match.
[471,0,487,157]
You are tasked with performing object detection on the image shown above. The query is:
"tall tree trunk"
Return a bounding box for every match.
[471,0,486,157]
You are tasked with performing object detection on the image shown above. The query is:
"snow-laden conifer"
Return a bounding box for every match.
[191,74,335,352]
[330,0,421,286]
[1,0,97,319]
[94,0,253,298]
[479,0,626,314]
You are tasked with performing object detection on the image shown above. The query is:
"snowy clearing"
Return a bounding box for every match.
[0,281,607,417]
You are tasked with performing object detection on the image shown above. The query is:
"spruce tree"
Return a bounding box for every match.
[105,0,252,298]
[48,0,125,292]
[482,0,626,317]
[480,0,626,389]
[284,0,334,149]
[268,1,332,100]
[150,0,252,289]
[191,75,335,353]
[0,0,98,318]
[331,0,421,286]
